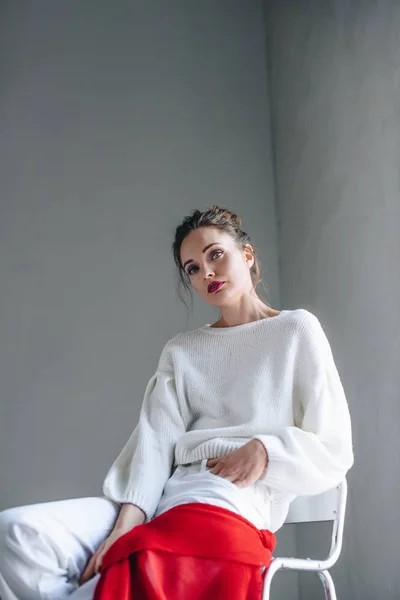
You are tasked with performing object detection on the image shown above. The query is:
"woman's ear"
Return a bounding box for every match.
[244,244,255,268]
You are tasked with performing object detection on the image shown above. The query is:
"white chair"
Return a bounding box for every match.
[262,479,348,600]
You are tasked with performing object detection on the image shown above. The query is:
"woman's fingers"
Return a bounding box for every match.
[80,540,106,584]
[80,554,96,585]
[210,462,227,476]
[207,455,258,486]
[94,548,105,575]
[93,541,107,575]
[206,458,220,467]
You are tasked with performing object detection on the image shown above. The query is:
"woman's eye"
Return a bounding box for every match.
[186,250,223,276]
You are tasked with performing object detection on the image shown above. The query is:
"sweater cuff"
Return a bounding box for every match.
[103,490,154,523]
[252,435,287,488]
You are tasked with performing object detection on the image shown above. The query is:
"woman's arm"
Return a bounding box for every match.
[80,503,146,584]
[253,311,354,496]
[112,502,146,533]
[102,342,189,522]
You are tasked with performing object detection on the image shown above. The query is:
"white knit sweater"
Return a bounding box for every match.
[102,308,354,532]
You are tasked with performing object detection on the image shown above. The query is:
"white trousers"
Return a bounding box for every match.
[0,459,272,600]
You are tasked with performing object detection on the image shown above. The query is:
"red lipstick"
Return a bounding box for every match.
[208,281,225,294]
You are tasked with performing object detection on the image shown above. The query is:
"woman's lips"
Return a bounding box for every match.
[208,282,225,294]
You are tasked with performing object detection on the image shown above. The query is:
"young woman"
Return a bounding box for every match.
[0,205,354,600]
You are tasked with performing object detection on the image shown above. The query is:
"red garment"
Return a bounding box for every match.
[93,502,276,600]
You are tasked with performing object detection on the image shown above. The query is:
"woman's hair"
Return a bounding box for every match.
[172,205,271,312]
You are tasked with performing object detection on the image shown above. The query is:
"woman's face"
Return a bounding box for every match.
[179,227,255,306]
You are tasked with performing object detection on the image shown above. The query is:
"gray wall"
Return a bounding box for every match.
[265,1,400,599]
[0,2,297,598]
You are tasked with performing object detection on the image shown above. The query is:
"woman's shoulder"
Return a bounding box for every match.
[160,308,324,349]
[268,307,323,334]
[156,329,196,363]
[288,309,334,359]
[274,309,331,354]
[164,308,322,337]
[287,307,322,328]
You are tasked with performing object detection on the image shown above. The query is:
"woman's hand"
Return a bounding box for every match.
[206,439,268,488]
[79,502,146,585]
[79,528,129,585]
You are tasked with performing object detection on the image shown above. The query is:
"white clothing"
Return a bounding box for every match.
[155,458,272,529]
[0,308,354,599]
[103,308,354,530]
[0,497,118,600]
[0,459,271,600]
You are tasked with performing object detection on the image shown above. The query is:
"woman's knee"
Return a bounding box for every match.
[0,506,29,570]
[0,506,77,599]
[0,506,24,537]
[0,506,34,543]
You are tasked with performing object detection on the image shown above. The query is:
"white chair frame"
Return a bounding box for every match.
[262,478,348,600]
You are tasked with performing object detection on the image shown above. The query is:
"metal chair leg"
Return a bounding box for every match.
[317,570,337,600]
[261,560,281,600]
[262,563,338,600]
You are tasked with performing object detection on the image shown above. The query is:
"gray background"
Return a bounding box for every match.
[264,1,400,598]
[0,1,398,599]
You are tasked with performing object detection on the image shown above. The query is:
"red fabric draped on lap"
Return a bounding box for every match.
[93,503,276,600]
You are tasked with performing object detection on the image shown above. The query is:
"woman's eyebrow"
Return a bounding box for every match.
[182,243,221,269]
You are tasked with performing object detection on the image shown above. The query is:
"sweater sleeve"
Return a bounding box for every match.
[102,343,187,521]
[253,311,354,496]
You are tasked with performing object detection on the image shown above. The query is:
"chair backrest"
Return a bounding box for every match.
[285,480,346,524]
